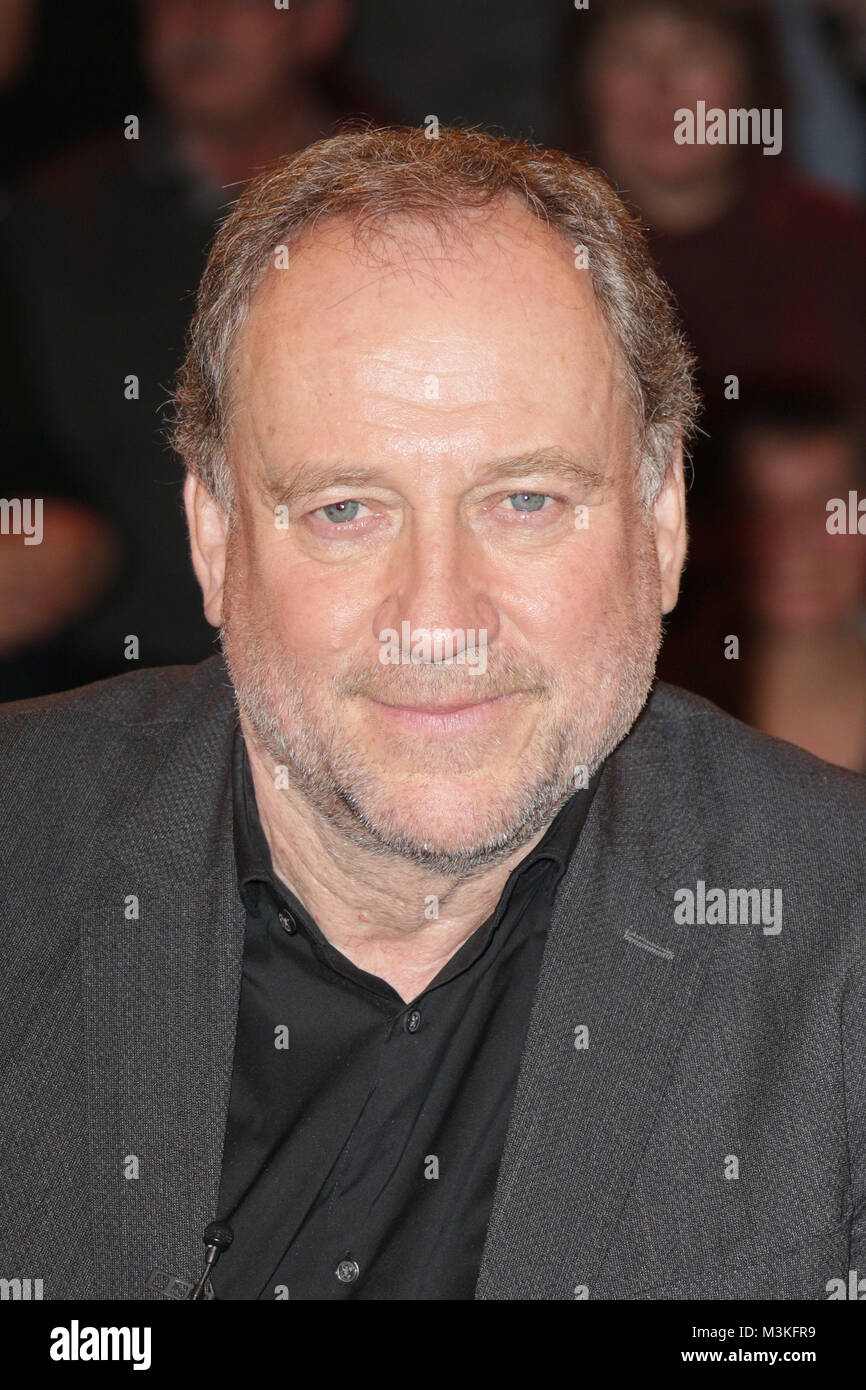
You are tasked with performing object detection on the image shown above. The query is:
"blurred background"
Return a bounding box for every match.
[1,0,864,770]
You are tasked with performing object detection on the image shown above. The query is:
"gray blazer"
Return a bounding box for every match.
[1,656,864,1300]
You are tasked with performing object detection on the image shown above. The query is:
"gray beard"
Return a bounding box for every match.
[219,531,662,876]
[221,624,660,879]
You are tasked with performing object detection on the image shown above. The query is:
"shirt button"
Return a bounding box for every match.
[278,910,297,935]
[405,1008,422,1034]
[335,1259,360,1283]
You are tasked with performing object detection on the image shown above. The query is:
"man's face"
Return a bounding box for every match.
[189,202,684,873]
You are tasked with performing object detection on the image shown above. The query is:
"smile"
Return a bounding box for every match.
[368,693,518,734]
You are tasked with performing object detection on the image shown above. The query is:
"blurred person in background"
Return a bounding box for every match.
[141,0,357,191]
[0,0,123,697]
[661,389,866,772]
[0,0,369,699]
[562,0,866,424]
[561,0,866,713]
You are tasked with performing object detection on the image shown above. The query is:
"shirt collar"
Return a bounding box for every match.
[232,722,286,915]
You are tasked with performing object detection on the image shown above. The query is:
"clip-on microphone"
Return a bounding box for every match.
[187,1221,234,1300]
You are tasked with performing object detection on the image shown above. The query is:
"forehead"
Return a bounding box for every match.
[596,6,739,49]
[230,200,631,470]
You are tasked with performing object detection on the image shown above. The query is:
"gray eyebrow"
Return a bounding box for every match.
[261,448,606,509]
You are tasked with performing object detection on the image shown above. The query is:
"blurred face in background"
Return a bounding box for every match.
[734,429,866,633]
[141,0,348,130]
[583,5,749,190]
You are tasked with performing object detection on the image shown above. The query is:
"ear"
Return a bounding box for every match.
[184,472,228,628]
[652,442,688,615]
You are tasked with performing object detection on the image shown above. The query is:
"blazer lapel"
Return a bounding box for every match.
[476,694,713,1299]
[79,671,245,1299]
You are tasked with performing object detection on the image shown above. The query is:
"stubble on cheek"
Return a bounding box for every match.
[572,509,663,752]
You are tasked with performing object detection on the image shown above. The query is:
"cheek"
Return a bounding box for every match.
[504,518,647,654]
[594,70,651,127]
[250,545,378,661]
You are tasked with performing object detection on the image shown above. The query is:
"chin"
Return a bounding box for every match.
[349,773,557,869]
[367,779,511,837]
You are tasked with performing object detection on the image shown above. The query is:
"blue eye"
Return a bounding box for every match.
[507,492,547,512]
[322,500,362,523]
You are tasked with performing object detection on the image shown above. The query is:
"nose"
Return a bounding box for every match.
[373,514,500,665]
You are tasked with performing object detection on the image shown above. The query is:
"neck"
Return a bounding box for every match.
[242,722,551,1002]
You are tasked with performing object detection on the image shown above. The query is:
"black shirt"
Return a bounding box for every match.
[212,726,598,1300]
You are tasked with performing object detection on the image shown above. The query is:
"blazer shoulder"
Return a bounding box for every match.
[0,658,236,813]
[0,655,234,736]
[0,659,237,917]
[642,680,866,869]
[648,679,866,795]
